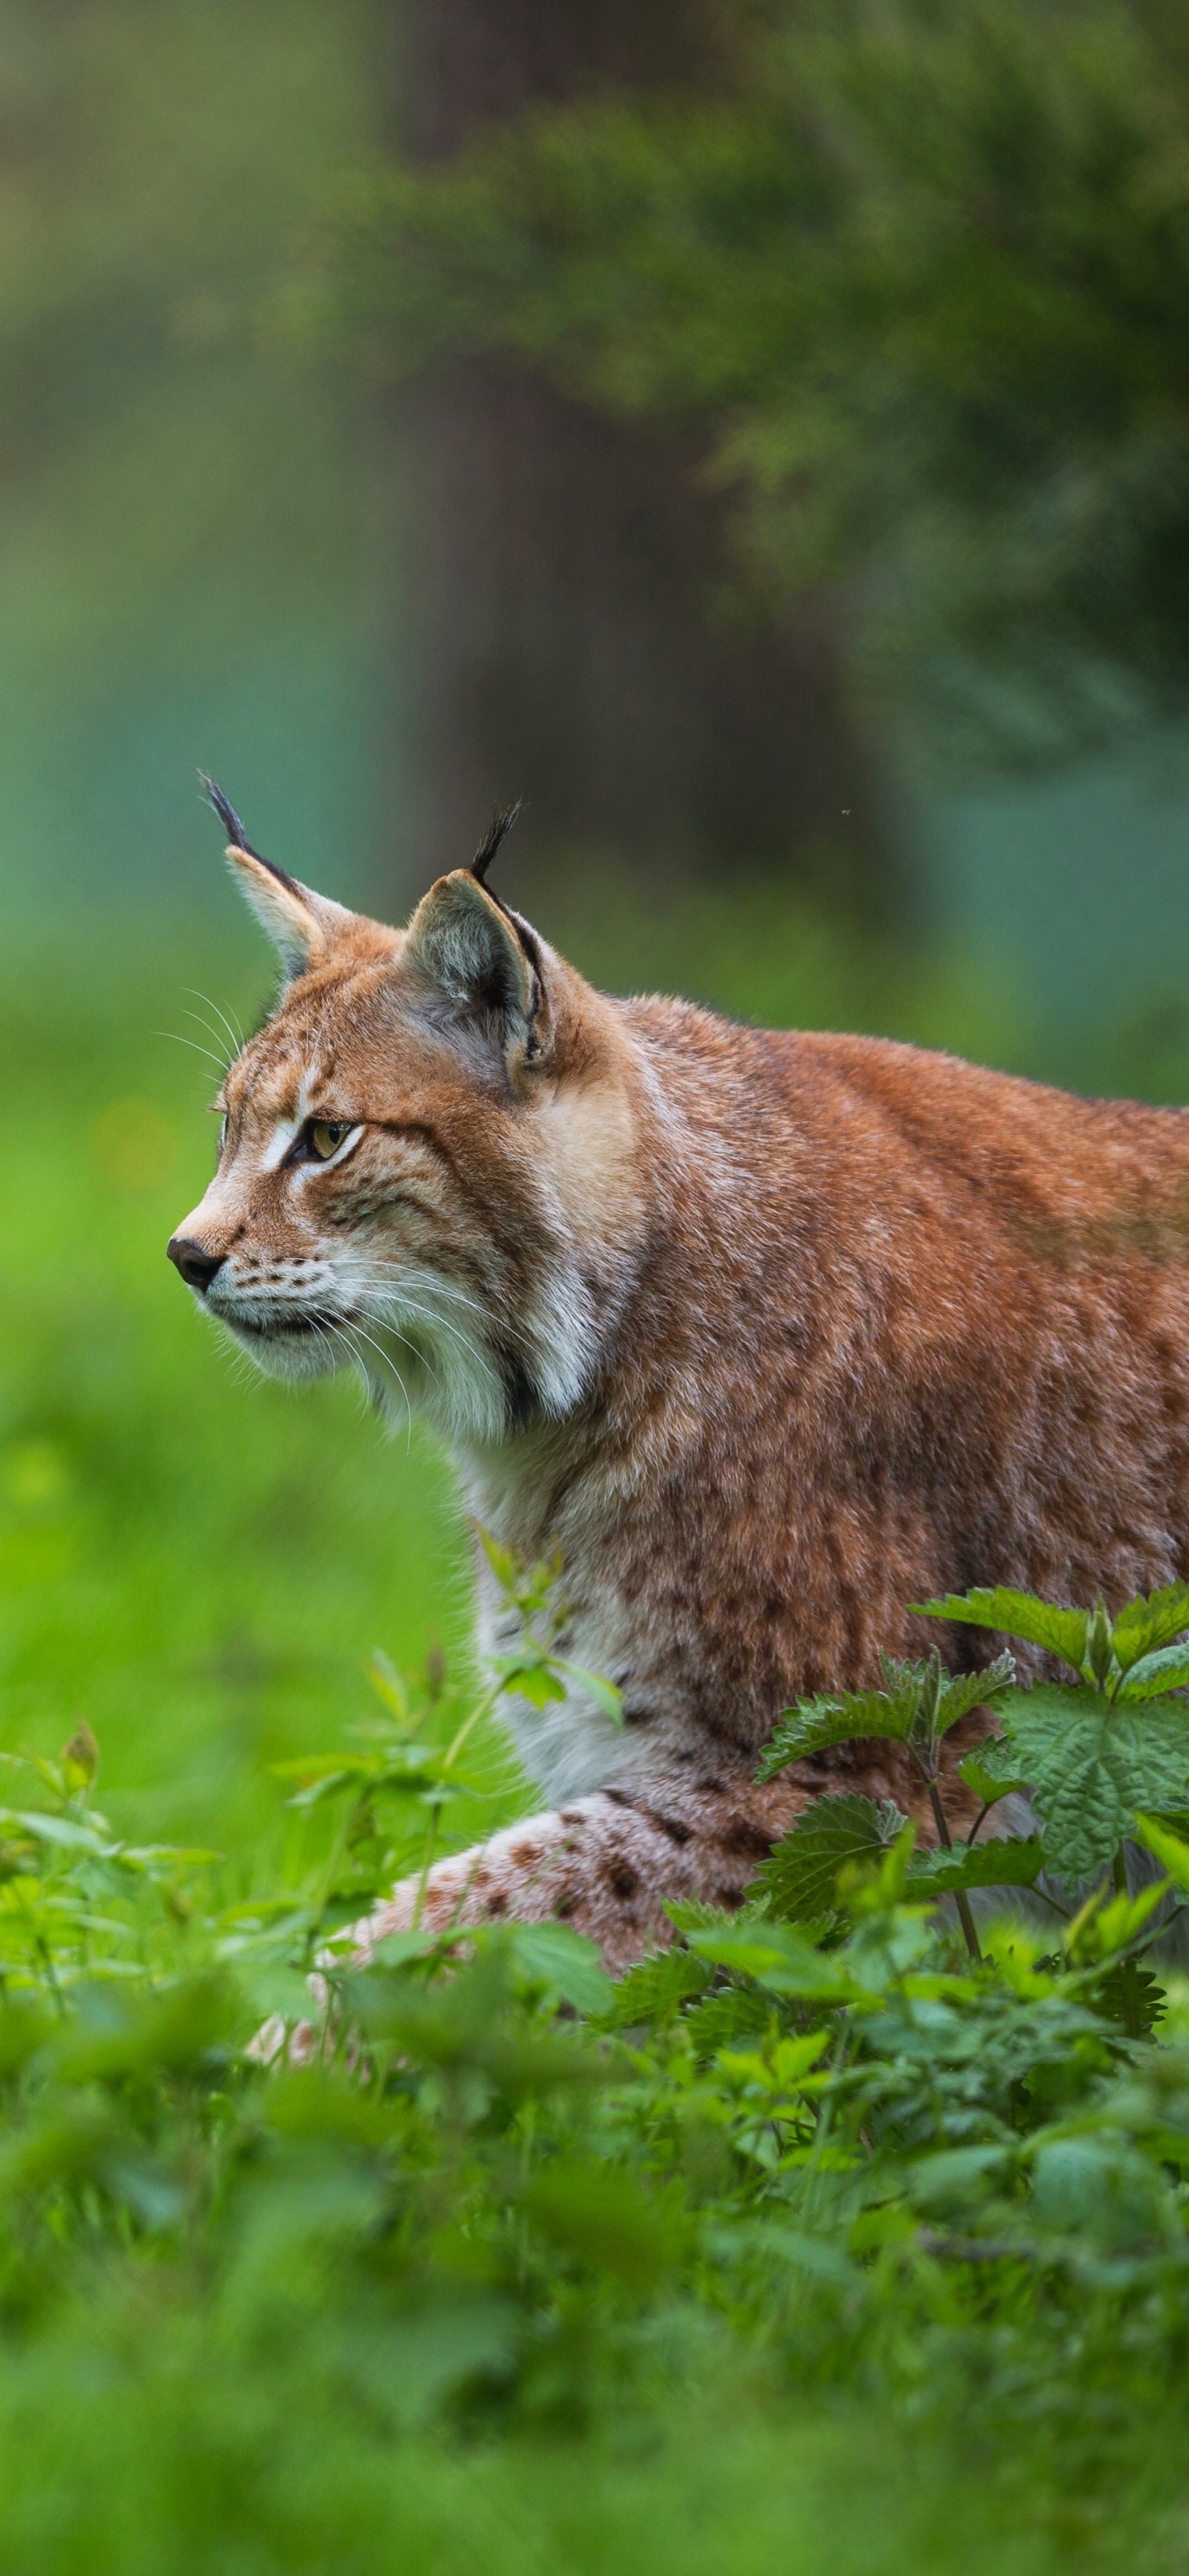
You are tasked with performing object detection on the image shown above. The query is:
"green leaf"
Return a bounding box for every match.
[495,1657,566,1709]
[1118,1641,1189,1701]
[475,1526,521,1593]
[685,1920,877,2003]
[915,1589,1089,1674]
[556,1661,623,1726]
[0,1810,113,1857]
[604,1944,711,2030]
[365,1650,410,1723]
[758,1652,1014,1783]
[1090,1963,1168,2038]
[505,1923,613,2018]
[756,1668,925,1779]
[365,1930,445,1970]
[756,1793,907,1922]
[933,1655,1016,1735]
[1112,1584,1189,1673]
[957,1737,1029,1807]
[1001,1688,1189,1882]
[1132,1812,1189,1894]
[663,1898,746,1936]
[906,1836,1045,1895]
[683,1986,772,2057]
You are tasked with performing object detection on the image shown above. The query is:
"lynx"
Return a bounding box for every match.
[168,786,1189,1971]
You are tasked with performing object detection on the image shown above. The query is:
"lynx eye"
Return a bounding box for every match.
[308,1119,350,1161]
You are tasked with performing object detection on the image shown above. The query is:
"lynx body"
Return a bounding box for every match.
[168,803,1189,1968]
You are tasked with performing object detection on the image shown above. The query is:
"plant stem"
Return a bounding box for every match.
[311,1792,362,1939]
[1113,1842,1144,2039]
[443,1684,498,1772]
[928,1778,983,1962]
[412,1802,441,1931]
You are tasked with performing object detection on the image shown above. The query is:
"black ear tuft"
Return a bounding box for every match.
[198,773,303,897]
[200,772,258,855]
[471,803,521,888]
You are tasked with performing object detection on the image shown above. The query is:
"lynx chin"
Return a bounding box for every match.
[168,784,1189,1971]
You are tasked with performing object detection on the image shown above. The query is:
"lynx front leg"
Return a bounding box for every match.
[253,1773,794,2063]
[347,1770,811,1977]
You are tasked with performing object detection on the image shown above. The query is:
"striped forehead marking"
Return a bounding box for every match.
[259,1073,315,1171]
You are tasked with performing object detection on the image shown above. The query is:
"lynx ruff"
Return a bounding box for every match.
[169,792,1189,1972]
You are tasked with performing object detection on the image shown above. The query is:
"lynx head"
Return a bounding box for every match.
[167,787,644,1446]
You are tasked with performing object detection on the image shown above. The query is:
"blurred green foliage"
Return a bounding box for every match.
[7,1555,1189,2572]
[345,0,1189,766]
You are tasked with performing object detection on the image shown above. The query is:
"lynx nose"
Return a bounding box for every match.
[167,1236,225,1295]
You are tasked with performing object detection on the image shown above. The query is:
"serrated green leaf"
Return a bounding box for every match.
[1090,1963,1168,2037]
[1000,1688,1189,1882]
[934,1655,1016,1735]
[1112,1584,1189,1672]
[663,1898,750,1936]
[756,1793,907,1922]
[958,1737,1029,1807]
[683,1986,773,2057]
[1038,1753,1125,1882]
[906,1836,1045,1895]
[916,1589,1089,1673]
[1118,1641,1189,1700]
[756,1670,923,1779]
[604,1945,711,2029]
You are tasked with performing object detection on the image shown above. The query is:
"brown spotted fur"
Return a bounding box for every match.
[168,823,1189,1972]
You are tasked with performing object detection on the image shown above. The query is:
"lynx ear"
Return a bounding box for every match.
[202,776,352,975]
[404,870,547,1067]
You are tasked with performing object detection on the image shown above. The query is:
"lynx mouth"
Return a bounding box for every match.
[224,1309,342,1341]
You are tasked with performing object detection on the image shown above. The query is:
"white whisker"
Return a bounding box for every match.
[183,987,246,1058]
[315,1320,371,1418]
[180,1011,233,1074]
[157,1030,231,1073]
[370,1286,496,1366]
[335,1319,414,1441]
[352,1310,445,1395]
[370,1269,538,1369]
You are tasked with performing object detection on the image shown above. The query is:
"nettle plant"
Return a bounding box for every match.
[756,1582,1189,2030]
